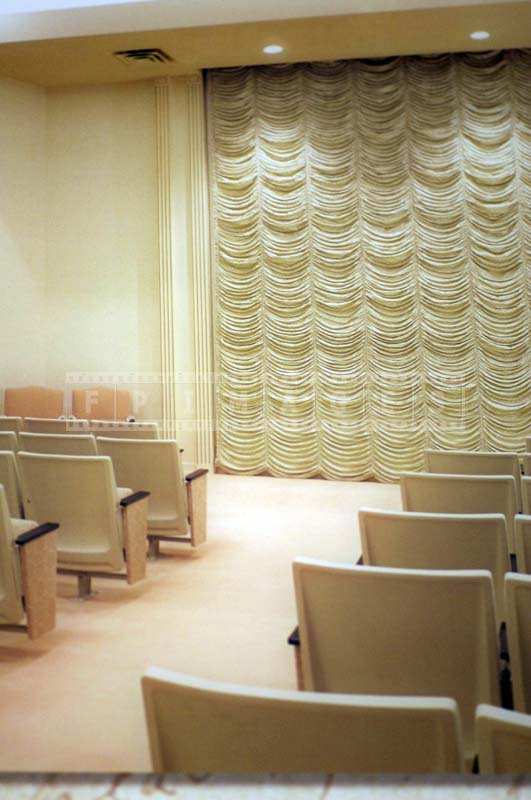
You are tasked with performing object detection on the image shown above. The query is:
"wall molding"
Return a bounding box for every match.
[155,76,178,440]
[186,73,215,469]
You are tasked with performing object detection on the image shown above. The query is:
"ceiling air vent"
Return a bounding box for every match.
[114,48,173,65]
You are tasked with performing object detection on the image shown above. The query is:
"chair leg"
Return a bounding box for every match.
[19,530,58,640]
[187,473,208,547]
[122,495,149,584]
[78,573,92,599]
[148,538,160,560]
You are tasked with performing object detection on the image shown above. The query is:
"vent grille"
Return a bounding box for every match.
[114,48,173,65]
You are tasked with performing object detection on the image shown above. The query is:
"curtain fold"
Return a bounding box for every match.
[207,51,531,481]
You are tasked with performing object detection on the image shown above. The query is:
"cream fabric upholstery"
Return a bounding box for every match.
[293,558,499,762]
[96,438,187,534]
[522,476,531,515]
[425,450,523,512]
[0,486,25,625]
[515,515,531,574]
[476,705,531,774]
[505,573,531,714]
[90,421,159,440]
[526,437,531,453]
[19,433,97,457]
[4,387,64,419]
[359,508,509,626]
[142,668,464,773]
[24,418,90,435]
[72,388,132,421]
[18,453,126,573]
[0,433,18,452]
[0,417,23,434]
[0,452,23,518]
[400,472,518,552]
[523,454,531,477]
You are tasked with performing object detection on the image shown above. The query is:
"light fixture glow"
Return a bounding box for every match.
[263,44,284,55]
[470,30,490,40]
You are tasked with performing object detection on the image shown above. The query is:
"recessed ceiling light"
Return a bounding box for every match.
[263,44,284,55]
[470,30,490,40]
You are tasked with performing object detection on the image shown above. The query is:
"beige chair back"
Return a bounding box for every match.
[97,438,187,534]
[18,453,124,573]
[91,421,159,439]
[522,454,531,477]
[522,476,531,515]
[0,417,23,434]
[359,508,509,626]
[400,472,518,552]
[0,486,24,625]
[476,704,531,774]
[425,450,522,512]
[505,573,531,714]
[293,558,499,762]
[525,436,531,453]
[24,418,89,435]
[142,668,464,773]
[19,432,97,456]
[0,432,18,452]
[0,452,23,518]
[515,515,531,574]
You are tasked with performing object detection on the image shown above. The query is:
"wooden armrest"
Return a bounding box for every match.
[120,490,150,507]
[185,468,208,483]
[18,525,58,639]
[16,522,59,546]
[121,493,149,584]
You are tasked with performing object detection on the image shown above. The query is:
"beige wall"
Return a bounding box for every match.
[0,77,47,400]
[45,80,162,419]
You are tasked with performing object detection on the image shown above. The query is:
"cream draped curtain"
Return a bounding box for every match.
[206,51,531,481]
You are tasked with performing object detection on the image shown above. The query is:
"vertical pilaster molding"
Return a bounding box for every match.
[186,74,215,468]
[155,77,178,440]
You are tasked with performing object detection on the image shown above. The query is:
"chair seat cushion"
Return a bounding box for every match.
[9,518,38,594]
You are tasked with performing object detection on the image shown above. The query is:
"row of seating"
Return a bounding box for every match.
[141,671,531,774]
[0,417,159,438]
[0,437,208,639]
[2,385,133,420]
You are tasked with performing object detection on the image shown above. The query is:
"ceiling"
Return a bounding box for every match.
[0,0,530,87]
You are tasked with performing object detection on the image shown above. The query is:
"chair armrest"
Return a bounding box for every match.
[185,468,209,483]
[16,522,59,546]
[120,490,150,507]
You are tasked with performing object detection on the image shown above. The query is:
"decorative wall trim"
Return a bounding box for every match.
[186,73,215,468]
[155,76,178,440]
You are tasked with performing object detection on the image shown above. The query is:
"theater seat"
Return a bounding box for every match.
[293,559,499,767]
[0,417,23,434]
[0,433,18,452]
[19,433,97,456]
[97,438,207,554]
[522,476,531,515]
[425,450,523,513]
[515,516,531,574]
[0,486,58,639]
[4,387,63,418]
[476,705,531,773]
[400,472,518,553]
[72,387,132,421]
[141,668,465,773]
[24,418,90,435]
[359,508,509,626]
[90,420,159,439]
[505,573,531,714]
[0,452,23,518]
[17,453,149,598]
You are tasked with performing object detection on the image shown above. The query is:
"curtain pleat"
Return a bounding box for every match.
[207,52,531,481]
